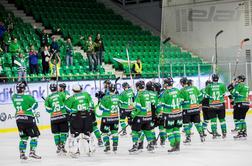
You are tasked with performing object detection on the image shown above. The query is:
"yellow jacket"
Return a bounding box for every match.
[49,62,60,77]
[134,62,142,74]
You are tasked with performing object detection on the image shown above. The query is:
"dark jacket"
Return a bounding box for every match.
[94,37,105,52]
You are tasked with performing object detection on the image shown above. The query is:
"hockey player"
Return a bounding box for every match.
[228,75,250,139]
[205,74,227,138]
[12,82,41,160]
[59,83,70,98]
[45,83,68,154]
[153,82,167,146]
[95,79,111,100]
[99,84,120,153]
[179,77,205,143]
[159,77,183,152]
[119,82,134,136]
[201,80,212,135]
[145,81,159,146]
[65,84,94,156]
[129,80,154,153]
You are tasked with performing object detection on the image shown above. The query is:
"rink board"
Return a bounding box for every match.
[1,76,252,133]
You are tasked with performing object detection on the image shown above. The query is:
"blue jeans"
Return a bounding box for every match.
[87,53,97,71]
[66,55,73,66]
[96,51,104,66]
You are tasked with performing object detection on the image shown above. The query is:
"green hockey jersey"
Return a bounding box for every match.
[159,88,182,114]
[230,82,249,104]
[100,94,120,118]
[205,82,227,106]
[132,90,152,118]
[148,90,158,107]
[45,91,67,117]
[179,85,201,110]
[119,88,134,110]
[12,94,38,118]
[65,92,94,113]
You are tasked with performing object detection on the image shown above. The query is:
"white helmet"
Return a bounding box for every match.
[72,84,82,92]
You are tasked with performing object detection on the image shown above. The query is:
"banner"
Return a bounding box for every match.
[0,76,232,131]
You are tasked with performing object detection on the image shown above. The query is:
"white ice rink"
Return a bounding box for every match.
[0,115,252,166]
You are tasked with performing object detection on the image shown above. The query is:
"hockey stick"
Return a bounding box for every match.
[161,37,171,81]
[232,38,250,78]
[126,47,134,89]
[214,30,224,74]
[108,124,129,137]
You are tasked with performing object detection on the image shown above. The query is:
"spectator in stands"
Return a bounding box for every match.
[9,37,21,66]
[14,52,27,82]
[133,58,142,78]
[65,38,73,66]
[50,36,59,54]
[40,29,50,47]
[29,45,39,75]
[49,53,61,80]
[4,13,14,31]
[0,21,6,40]
[94,33,105,66]
[0,51,7,83]
[41,46,50,76]
[85,35,97,72]
[2,27,11,52]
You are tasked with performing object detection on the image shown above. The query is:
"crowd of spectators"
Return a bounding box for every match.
[0,15,106,83]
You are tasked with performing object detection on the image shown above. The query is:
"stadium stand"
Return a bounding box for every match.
[0,0,211,82]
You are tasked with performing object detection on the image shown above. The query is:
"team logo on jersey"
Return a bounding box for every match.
[0,112,7,122]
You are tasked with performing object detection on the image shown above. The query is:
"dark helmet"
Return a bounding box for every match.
[153,82,161,92]
[109,84,116,93]
[237,74,246,82]
[135,80,145,89]
[50,83,58,92]
[164,77,174,86]
[212,74,219,82]
[205,80,212,86]
[188,79,193,86]
[180,77,188,85]
[16,82,26,93]
[122,82,130,89]
[146,81,154,91]
[59,83,66,90]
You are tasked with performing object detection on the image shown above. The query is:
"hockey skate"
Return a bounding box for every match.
[168,146,177,153]
[183,136,191,144]
[20,151,28,160]
[147,143,155,153]
[56,145,61,154]
[242,130,247,138]
[112,142,118,153]
[60,143,67,155]
[104,142,111,153]
[138,141,144,152]
[98,138,103,147]
[29,150,41,159]
[233,132,243,139]
[200,133,205,142]
[129,143,139,154]
[222,132,227,139]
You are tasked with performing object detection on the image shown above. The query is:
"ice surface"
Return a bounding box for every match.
[0,116,252,166]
